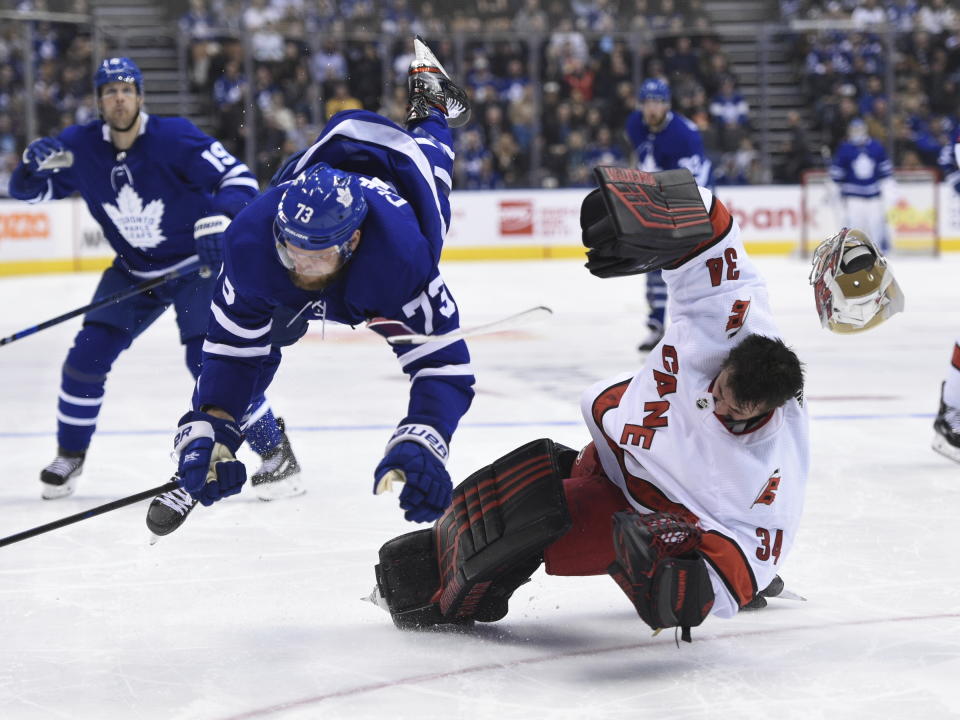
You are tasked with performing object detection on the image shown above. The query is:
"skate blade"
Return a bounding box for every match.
[41,478,77,500]
[932,435,960,464]
[412,35,450,77]
[363,585,390,612]
[254,473,307,501]
[148,533,161,546]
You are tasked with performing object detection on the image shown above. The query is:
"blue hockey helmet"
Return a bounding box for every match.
[274,163,368,260]
[95,57,143,95]
[639,78,670,103]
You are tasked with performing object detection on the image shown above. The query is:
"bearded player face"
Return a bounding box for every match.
[98,81,142,133]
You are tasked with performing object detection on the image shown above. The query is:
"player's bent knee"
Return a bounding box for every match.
[375,438,577,628]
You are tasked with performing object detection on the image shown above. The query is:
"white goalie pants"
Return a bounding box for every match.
[842,195,891,252]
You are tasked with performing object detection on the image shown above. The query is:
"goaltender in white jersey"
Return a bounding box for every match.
[581,185,809,618]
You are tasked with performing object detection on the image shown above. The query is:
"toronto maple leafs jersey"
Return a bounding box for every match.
[829,138,892,198]
[11,113,258,277]
[197,110,473,442]
[625,110,713,188]
[581,189,809,619]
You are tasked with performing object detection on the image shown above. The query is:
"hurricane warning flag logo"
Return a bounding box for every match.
[752,469,781,507]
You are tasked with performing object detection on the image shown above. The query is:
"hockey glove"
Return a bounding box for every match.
[581,167,715,277]
[194,214,231,278]
[173,410,246,506]
[22,137,73,176]
[608,510,714,641]
[374,425,452,523]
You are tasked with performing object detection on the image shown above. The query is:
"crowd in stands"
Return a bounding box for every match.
[181,0,765,187]
[789,0,960,180]
[14,1,957,193]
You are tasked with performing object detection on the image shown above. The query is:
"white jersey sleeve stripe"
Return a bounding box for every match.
[293,117,447,237]
[219,177,260,190]
[434,166,452,190]
[416,136,454,159]
[411,363,475,381]
[221,163,253,180]
[202,339,272,358]
[398,337,463,368]
[210,302,273,339]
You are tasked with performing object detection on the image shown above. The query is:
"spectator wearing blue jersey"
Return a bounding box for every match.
[828,118,895,253]
[8,57,301,504]
[152,37,476,533]
[625,77,712,352]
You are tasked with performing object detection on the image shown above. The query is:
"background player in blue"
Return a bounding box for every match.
[625,78,712,352]
[152,37,475,532]
[828,118,895,253]
[7,57,301,503]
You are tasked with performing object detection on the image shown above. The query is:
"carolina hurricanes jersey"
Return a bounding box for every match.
[581,188,810,618]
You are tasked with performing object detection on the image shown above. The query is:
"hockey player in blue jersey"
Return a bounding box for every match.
[828,118,895,252]
[151,37,475,532]
[7,57,301,503]
[625,78,712,352]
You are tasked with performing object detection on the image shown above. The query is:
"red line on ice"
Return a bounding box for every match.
[219,612,960,719]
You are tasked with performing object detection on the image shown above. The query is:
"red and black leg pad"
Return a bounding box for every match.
[374,438,576,629]
[581,167,716,278]
[608,510,715,642]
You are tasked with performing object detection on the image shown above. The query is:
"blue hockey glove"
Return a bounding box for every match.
[374,425,452,523]
[173,410,246,506]
[22,137,73,176]
[193,214,231,278]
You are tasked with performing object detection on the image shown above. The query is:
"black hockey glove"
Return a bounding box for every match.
[581,167,716,278]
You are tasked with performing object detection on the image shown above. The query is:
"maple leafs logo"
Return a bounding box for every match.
[336,186,353,208]
[102,184,167,249]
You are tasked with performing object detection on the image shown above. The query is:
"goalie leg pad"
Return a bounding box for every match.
[608,511,715,640]
[374,438,576,628]
[434,438,576,622]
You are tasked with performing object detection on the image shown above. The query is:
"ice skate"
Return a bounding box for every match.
[932,382,960,464]
[251,418,304,501]
[637,322,665,353]
[406,35,471,128]
[145,485,197,538]
[39,449,85,499]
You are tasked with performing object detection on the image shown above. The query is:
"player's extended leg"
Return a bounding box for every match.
[41,265,165,499]
[41,323,132,499]
[933,339,960,463]
[373,439,576,628]
[639,270,667,352]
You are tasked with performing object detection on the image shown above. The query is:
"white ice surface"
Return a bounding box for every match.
[1,256,959,720]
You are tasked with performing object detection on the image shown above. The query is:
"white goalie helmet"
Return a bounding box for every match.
[809,227,904,333]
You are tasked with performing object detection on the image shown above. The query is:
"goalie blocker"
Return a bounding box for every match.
[580,167,721,278]
[373,439,715,640]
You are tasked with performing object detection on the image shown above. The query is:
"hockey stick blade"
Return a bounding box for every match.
[383,306,554,345]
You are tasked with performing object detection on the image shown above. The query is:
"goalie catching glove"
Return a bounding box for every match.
[608,510,715,642]
[580,167,716,278]
[173,410,246,506]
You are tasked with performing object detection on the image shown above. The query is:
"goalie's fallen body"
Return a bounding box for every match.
[372,169,811,640]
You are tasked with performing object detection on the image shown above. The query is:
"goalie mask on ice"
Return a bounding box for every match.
[809,227,904,333]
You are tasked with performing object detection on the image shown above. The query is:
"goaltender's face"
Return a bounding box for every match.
[641,98,669,130]
[712,366,769,422]
[98,81,142,133]
[286,230,361,291]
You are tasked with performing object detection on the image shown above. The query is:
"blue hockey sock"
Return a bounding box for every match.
[57,324,130,452]
[245,405,283,455]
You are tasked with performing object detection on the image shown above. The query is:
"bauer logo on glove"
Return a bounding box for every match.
[809,227,904,333]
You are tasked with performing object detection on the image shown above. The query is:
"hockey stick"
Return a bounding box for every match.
[0,260,204,347]
[0,478,179,548]
[370,306,554,346]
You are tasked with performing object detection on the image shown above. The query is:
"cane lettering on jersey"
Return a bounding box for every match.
[620,344,679,451]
